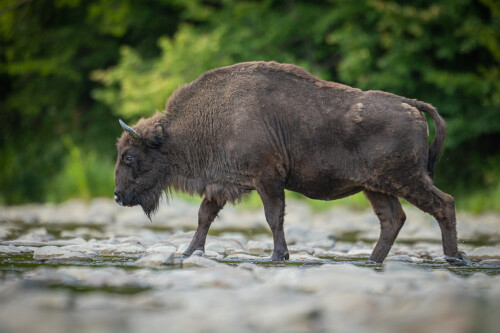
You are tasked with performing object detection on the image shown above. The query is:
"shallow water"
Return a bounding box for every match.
[2,249,499,291]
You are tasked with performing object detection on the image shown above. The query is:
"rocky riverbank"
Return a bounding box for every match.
[1,198,500,332]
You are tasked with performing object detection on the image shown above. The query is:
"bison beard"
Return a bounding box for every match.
[140,188,162,221]
[114,61,468,266]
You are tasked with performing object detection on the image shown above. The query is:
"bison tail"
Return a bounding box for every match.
[406,99,447,181]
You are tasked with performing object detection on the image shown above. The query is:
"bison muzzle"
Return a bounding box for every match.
[114,61,467,265]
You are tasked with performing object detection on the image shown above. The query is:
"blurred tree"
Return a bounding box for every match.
[0,0,184,203]
[1,0,499,210]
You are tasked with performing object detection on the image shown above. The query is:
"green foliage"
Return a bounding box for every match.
[1,0,499,212]
[46,137,115,202]
[92,25,232,118]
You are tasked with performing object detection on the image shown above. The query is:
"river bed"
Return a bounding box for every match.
[1,198,499,332]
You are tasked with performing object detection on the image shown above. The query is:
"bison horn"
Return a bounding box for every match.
[119,119,141,140]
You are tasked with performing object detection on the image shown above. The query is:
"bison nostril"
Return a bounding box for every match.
[114,191,123,206]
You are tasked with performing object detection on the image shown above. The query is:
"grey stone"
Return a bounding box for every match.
[225,253,265,260]
[289,252,321,261]
[192,249,205,256]
[285,225,335,249]
[33,246,69,259]
[385,255,414,263]
[205,250,224,259]
[288,244,315,255]
[468,246,500,259]
[247,240,272,253]
[175,243,190,255]
[135,252,175,267]
[480,259,500,266]
[0,245,23,256]
[49,252,95,262]
[33,246,96,262]
[205,242,227,255]
[182,255,223,268]
[146,245,178,254]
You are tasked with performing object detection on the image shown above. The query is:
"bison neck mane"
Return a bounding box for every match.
[162,158,249,208]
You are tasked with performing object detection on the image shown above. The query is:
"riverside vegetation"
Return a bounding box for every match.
[1,0,499,212]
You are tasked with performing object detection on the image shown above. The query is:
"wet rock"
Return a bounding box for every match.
[62,242,144,256]
[237,262,268,277]
[410,256,425,264]
[247,240,272,254]
[480,259,500,266]
[385,255,414,263]
[225,253,265,260]
[192,250,205,256]
[115,208,150,226]
[206,237,246,255]
[24,266,146,288]
[313,248,335,258]
[33,246,68,259]
[60,227,104,239]
[288,245,315,255]
[346,247,372,258]
[216,207,268,230]
[135,252,176,267]
[468,246,500,260]
[17,228,54,242]
[182,255,223,268]
[0,245,23,256]
[217,232,248,248]
[205,242,227,255]
[146,245,178,254]
[100,243,146,256]
[285,225,335,249]
[175,243,190,255]
[289,252,321,261]
[33,246,95,262]
[50,252,95,262]
[205,250,224,259]
[4,237,86,247]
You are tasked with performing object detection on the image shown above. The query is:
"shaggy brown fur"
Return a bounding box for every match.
[114,61,466,265]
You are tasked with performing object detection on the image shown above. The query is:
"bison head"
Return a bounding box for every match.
[114,116,167,219]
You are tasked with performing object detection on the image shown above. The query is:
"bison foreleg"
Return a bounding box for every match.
[182,198,225,257]
[365,191,407,264]
[256,181,289,261]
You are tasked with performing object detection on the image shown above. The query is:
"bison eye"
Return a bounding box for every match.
[124,155,135,166]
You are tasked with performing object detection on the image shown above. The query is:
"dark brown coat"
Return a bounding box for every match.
[114,61,466,265]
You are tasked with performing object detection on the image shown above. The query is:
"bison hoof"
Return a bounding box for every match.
[445,251,471,266]
[270,251,289,261]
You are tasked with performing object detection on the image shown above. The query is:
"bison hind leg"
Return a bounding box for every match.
[397,177,468,266]
[364,190,406,264]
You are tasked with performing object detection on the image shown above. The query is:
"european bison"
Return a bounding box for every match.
[114,61,466,265]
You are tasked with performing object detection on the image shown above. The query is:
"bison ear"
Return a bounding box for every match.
[146,123,165,148]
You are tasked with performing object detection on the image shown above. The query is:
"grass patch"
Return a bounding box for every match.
[455,181,500,214]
